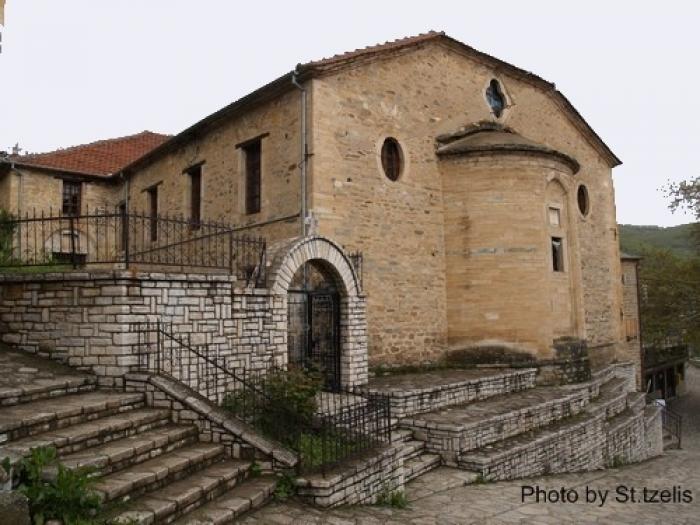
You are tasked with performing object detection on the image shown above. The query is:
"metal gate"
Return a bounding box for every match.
[288,290,341,391]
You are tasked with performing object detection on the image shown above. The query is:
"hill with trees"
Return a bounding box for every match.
[619,223,697,258]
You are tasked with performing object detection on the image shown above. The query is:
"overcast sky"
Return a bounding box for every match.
[1,1,697,226]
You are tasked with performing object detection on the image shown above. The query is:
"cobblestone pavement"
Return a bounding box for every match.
[243,366,700,524]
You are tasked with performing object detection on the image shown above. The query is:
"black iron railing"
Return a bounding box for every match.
[646,394,683,449]
[662,406,683,449]
[0,209,266,284]
[133,321,391,474]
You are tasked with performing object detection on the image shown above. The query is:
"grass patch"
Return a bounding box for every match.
[376,487,408,508]
[0,264,73,274]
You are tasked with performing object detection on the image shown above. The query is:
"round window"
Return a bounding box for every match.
[577,185,590,216]
[381,137,403,181]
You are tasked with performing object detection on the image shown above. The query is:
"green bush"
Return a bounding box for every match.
[16,446,101,525]
[0,208,17,265]
[376,487,408,509]
[222,366,323,447]
[273,470,297,502]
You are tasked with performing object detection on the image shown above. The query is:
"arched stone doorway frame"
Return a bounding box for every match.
[267,236,368,388]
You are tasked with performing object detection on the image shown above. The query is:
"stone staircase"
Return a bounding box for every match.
[372,365,661,484]
[0,352,276,524]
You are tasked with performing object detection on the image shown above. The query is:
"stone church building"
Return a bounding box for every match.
[0,32,661,519]
[1,31,638,380]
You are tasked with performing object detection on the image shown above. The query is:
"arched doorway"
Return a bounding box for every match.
[288,260,341,390]
[267,236,368,389]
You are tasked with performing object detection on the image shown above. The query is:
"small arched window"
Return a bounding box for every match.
[485,79,506,118]
[381,137,403,181]
[577,185,590,216]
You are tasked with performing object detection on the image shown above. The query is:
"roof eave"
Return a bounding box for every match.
[121,71,297,176]
[1,160,118,182]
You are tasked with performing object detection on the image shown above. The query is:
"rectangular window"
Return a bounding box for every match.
[147,186,158,242]
[62,180,82,216]
[187,164,202,229]
[551,237,564,272]
[118,202,127,250]
[548,207,561,227]
[244,140,261,214]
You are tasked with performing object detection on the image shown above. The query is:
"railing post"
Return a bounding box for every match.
[124,211,130,269]
[229,231,235,276]
[69,215,78,269]
[156,320,161,374]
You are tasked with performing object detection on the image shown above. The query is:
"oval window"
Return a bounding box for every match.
[485,79,506,118]
[577,185,590,216]
[381,137,403,182]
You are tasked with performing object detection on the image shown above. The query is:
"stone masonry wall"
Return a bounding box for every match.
[620,258,643,387]
[126,88,302,243]
[310,40,625,368]
[0,271,286,387]
[296,445,404,508]
[0,166,122,216]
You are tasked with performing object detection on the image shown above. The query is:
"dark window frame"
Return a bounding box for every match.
[117,201,127,250]
[381,137,403,182]
[243,140,262,215]
[186,164,203,229]
[147,186,158,242]
[61,180,82,216]
[551,236,565,272]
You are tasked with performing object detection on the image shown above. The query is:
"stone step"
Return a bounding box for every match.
[94,443,226,503]
[603,408,647,465]
[365,368,537,419]
[170,475,277,525]
[403,385,589,465]
[108,459,253,524]
[458,413,605,481]
[401,439,426,461]
[1,408,171,458]
[404,453,441,483]
[0,348,97,407]
[391,428,413,444]
[626,392,646,413]
[584,378,629,419]
[0,390,145,442]
[0,373,96,408]
[57,424,198,477]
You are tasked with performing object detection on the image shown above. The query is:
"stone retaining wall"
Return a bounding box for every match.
[296,445,404,507]
[0,271,285,387]
[604,410,647,467]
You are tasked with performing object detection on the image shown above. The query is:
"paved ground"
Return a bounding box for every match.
[243,366,700,524]
[0,346,88,395]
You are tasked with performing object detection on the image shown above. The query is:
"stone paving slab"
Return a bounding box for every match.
[366,368,529,393]
[402,385,585,429]
[0,346,95,404]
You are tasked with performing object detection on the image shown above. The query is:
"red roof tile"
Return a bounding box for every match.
[11,131,170,177]
[303,31,444,68]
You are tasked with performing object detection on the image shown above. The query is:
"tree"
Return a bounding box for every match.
[666,176,700,219]
[638,247,700,350]
[665,176,700,250]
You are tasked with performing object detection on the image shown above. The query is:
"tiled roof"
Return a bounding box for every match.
[121,32,622,174]
[302,31,443,68]
[9,131,170,177]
